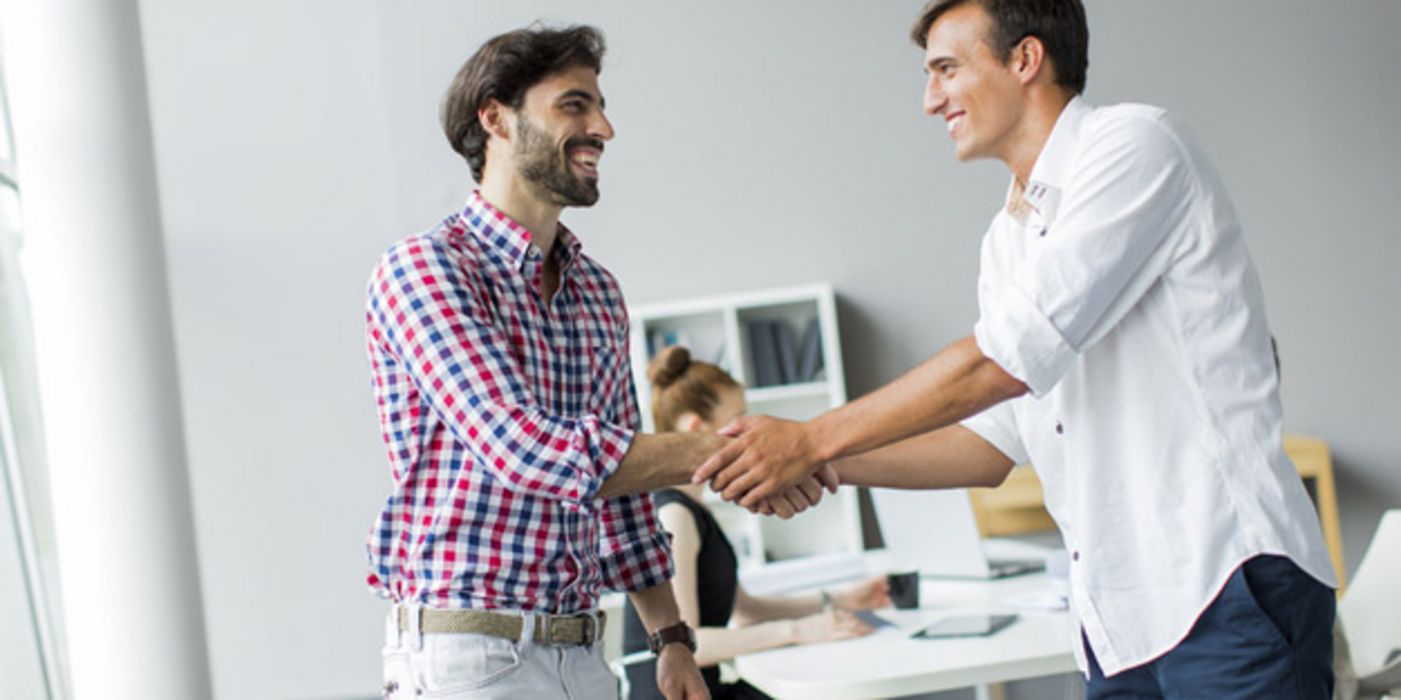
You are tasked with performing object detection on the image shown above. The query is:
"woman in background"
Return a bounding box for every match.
[622,346,891,700]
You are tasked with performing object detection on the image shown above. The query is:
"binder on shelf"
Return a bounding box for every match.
[746,320,783,387]
[774,321,799,385]
[797,316,824,382]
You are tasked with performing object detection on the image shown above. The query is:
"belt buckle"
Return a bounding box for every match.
[576,613,596,649]
[539,612,596,647]
[535,615,555,646]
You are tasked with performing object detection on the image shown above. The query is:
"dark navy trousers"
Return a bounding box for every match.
[1085,555,1335,699]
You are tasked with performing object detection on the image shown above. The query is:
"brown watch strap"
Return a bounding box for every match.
[647,621,697,654]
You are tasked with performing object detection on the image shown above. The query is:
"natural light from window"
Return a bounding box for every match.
[1,51,63,700]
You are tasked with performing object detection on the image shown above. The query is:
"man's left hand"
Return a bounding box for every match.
[693,415,825,508]
[750,464,841,518]
[656,644,710,700]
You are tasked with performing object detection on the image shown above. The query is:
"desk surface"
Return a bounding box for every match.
[734,568,1077,699]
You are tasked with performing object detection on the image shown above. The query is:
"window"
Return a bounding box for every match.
[0,56,67,700]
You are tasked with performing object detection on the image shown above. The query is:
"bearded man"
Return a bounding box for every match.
[361,24,803,700]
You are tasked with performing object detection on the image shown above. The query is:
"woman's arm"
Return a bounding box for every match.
[730,576,891,627]
[730,585,821,626]
[656,503,866,667]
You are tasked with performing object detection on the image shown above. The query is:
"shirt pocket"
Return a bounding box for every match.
[585,341,624,419]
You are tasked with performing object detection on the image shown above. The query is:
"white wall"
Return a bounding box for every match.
[137,1,397,697]
[136,1,1401,697]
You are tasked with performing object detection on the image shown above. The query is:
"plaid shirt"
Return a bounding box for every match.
[364,191,671,612]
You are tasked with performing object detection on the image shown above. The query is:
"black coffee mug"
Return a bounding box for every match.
[888,571,920,609]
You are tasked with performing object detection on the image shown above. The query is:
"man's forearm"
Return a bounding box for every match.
[628,581,686,632]
[810,336,1027,462]
[833,425,1014,490]
[598,432,726,500]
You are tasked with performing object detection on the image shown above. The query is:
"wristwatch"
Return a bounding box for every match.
[647,621,698,655]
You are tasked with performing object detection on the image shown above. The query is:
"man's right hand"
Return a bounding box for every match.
[694,415,828,508]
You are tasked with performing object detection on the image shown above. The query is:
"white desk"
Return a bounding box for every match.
[733,570,1077,699]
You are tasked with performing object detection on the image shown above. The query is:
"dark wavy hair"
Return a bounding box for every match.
[911,0,1088,95]
[440,25,606,181]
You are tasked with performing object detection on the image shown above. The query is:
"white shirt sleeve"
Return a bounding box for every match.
[961,400,1029,466]
[975,114,1196,396]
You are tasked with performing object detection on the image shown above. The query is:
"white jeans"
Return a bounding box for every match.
[381,605,618,700]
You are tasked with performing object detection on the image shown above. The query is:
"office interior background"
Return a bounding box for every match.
[1,0,1398,698]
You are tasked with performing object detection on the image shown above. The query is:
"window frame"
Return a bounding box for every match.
[0,54,66,700]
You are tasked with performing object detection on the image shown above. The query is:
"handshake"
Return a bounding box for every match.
[689,414,837,519]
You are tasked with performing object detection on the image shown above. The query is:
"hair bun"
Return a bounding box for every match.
[647,345,692,389]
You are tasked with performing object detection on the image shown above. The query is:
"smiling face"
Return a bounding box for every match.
[921,2,1026,163]
[510,64,614,207]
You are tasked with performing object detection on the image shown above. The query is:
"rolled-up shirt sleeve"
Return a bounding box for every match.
[599,497,675,592]
[367,236,632,509]
[975,115,1195,397]
[961,400,1030,466]
[595,335,674,591]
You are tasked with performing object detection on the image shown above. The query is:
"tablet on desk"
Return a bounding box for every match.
[853,609,897,629]
[912,614,1017,639]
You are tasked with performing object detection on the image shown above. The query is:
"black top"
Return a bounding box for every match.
[622,488,740,699]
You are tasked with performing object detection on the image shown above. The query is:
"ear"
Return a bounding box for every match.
[478,98,512,142]
[675,412,705,433]
[1011,35,1048,86]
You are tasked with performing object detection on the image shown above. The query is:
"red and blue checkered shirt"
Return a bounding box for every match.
[364,191,671,612]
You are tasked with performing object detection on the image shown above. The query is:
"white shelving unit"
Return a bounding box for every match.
[628,283,862,570]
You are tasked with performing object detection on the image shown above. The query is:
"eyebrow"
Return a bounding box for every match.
[558,89,605,110]
[925,56,956,72]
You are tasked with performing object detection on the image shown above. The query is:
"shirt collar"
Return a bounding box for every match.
[459,190,583,271]
[1004,96,1090,225]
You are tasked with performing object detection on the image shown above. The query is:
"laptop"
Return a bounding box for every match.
[870,487,1045,579]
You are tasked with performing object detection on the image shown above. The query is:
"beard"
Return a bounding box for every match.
[514,114,601,207]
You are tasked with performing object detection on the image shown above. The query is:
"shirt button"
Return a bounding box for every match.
[1039,227,1048,238]
[1055,421,1064,435]
[1072,550,1080,562]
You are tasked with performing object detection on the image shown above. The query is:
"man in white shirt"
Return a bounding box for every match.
[693,0,1337,696]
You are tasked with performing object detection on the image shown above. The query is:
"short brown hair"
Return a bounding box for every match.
[647,346,741,432]
[440,24,606,181]
[911,0,1088,95]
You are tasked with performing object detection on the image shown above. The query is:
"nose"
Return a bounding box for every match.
[589,109,615,142]
[923,76,947,117]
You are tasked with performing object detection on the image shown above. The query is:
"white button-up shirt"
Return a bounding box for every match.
[962,97,1336,676]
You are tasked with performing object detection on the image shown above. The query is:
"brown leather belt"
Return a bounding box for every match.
[396,606,606,647]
